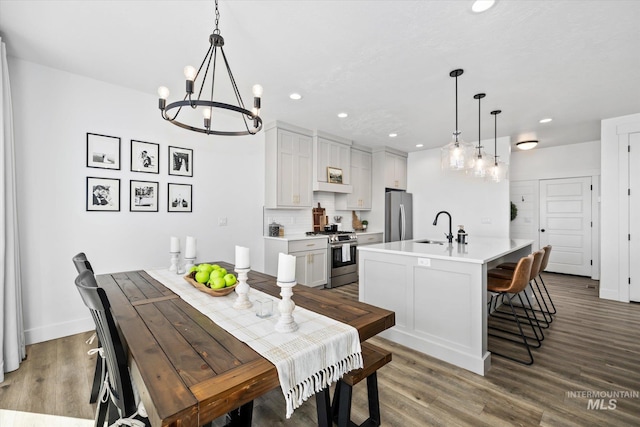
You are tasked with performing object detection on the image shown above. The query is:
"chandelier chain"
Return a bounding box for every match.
[214,0,221,34]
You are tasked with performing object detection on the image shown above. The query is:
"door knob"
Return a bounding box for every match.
[540,229,546,232]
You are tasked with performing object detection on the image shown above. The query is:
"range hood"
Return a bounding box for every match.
[313,182,353,193]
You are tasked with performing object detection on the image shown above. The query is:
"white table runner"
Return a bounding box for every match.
[145,269,363,418]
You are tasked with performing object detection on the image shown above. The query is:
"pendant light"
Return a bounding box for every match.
[441,69,474,171]
[489,110,509,182]
[471,93,489,178]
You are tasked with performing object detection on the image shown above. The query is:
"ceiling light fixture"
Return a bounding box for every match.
[441,69,473,171]
[289,93,302,100]
[416,144,424,148]
[517,140,538,150]
[489,110,508,182]
[471,0,496,13]
[539,117,552,123]
[471,93,489,178]
[157,0,262,136]
[389,133,398,138]
[337,112,348,118]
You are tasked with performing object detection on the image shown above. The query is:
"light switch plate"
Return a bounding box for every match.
[218,217,227,226]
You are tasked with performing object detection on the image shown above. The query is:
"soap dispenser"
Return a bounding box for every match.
[456,225,468,244]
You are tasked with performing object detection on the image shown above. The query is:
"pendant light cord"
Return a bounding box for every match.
[455,75,459,143]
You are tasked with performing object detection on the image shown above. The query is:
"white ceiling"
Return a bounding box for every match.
[1,0,639,153]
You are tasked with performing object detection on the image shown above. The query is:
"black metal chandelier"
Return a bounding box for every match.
[157,0,263,136]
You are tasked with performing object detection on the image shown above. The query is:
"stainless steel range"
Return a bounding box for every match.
[306,230,358,288]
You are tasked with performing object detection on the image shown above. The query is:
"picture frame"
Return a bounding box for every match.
[86,177,120,211]
[130,180,159,212]
[168,146,193,177]
[327,166,343,184]
[130,140,159,174]
[86,133,121,170]
[168,183,192,212]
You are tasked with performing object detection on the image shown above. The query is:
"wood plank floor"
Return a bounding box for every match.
[2,273,639,426]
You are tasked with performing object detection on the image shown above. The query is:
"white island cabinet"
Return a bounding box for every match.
[358,237,533,375]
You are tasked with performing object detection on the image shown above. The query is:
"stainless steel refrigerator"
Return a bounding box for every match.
[385,191,413,242]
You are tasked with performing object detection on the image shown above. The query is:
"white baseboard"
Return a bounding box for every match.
[24,316,95,345]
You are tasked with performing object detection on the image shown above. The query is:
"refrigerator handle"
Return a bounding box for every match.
[400,204,405,240]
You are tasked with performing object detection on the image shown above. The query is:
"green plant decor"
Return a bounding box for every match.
[510,201,518,221]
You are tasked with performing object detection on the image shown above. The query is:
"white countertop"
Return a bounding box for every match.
[264,234,328,242]
[358,237,533,264]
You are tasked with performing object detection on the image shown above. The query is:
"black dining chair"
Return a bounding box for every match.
[72,252,104,405]
[75,270,148,427]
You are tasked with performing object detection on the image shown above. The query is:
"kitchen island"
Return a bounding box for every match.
[358,237,533,375]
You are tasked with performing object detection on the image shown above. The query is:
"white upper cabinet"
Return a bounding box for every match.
[336,146,372,210]
[265,122,313,209]
[384,151,407,190]
[312,131,353,193]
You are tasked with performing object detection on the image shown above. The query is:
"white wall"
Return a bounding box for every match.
[10,58,266,344]
[510,140,601,181]
[407,136,511,240]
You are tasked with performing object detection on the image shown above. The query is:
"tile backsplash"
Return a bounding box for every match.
[264,192,366,236]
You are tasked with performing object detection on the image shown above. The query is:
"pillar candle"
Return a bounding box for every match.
[170,236,180,253]
[235,245,250,269]
[185,236,197,258]
[277,253,296,283]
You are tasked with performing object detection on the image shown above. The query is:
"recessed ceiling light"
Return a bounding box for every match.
[337,112,348,118]
[289,93,302,100]
[539,117,552,123]
[516,140,538,150]
[416,144,424,148]
[471,0,495,13]
[389,133,398,138]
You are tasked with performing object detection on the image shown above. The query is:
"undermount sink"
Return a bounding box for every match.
[415,239,445,245]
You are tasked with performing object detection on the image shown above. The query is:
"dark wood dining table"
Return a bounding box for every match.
[96,262,395,427]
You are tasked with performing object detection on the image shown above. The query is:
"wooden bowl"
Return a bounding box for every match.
[183,272,237,297]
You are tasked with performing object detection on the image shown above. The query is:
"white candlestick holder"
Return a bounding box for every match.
[233,268,252,310]
[169,251,180,272]
[275,280,298,333]
[184,257,196,273]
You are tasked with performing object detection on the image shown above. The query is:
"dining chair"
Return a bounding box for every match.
[486,254,539,365]
[75,270,148,427]
[72,252,103,405]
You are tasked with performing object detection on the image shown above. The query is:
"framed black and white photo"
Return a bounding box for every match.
[327,166,343,184]
[86,177,120,211]
[130,180,159,212]
[130,140,159,174]
[168,146,193,177]
[86,133,121,170]
[168,183,192,212]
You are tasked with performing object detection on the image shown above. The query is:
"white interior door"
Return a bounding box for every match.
[510,180,540,249]
[539,177,592,276]
[629,133,640,301]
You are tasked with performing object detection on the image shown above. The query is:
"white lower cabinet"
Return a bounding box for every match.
[357,232,383,246]
[264,237,328,287]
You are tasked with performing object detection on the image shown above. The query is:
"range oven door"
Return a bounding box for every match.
[330,243,358,273]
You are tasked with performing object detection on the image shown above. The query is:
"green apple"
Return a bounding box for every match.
[209,277,226,289]
[223,273,237,287]
[211,264,221,270]
[218,268,227,276]
[189,265,199,273]
[195,270,210,284]
[209,269,225,279]
[197,263,214,273]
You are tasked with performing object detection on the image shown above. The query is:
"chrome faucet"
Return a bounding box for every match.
[433,211,454,243]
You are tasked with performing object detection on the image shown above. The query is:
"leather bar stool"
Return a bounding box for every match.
[488,249,548,337]
[487,255,538,365]
[494,246,555,322]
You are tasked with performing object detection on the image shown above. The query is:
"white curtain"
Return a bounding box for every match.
[0,37,25,383]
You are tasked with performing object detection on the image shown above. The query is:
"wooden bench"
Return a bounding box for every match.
[331,342,392,427]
